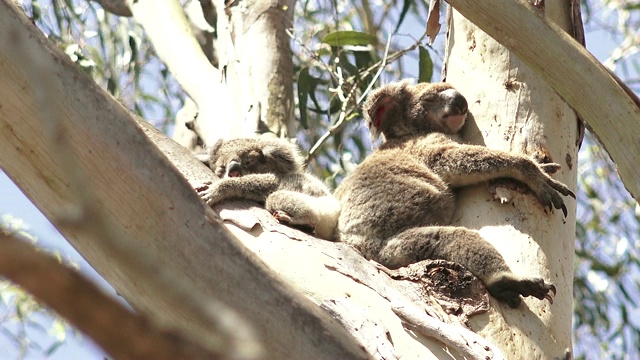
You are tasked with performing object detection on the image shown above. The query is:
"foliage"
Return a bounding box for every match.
[291,0,439,187]
[574,135,640,360]
[582,0,640,94]
[571,2,640,359]
[21,0,184,130]
[3,0,639,359]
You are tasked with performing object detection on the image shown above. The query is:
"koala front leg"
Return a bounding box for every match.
[266,191,340,240]
[197,173,280,206]
[425,144,575,215]
[378,226,555,308]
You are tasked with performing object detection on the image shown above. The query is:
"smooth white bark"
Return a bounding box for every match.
[446,0,640,202]
[441,1,578,358]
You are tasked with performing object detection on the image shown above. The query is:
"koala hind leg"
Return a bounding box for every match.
[266,190,340,240]
[378,226,555,308]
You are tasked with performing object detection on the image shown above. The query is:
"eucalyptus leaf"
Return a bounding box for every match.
[322,31,375,47]
[418,46,433,83]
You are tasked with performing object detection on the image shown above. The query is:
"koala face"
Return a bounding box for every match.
[363,80,469,140]
[208,138,305,178]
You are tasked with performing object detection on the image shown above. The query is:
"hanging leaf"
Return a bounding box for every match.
[322,31,375,47]
[297,67,312,129]
[418,46,433,83]
[394,0,413,34]
[426,0,441,45]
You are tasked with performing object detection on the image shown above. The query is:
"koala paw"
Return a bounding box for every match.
[535,177,575,217]
[272,209,294,224]
[487,274,556,308]
[195,181,221,206]
[272,210,316,234]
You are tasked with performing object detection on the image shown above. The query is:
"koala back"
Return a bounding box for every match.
[335,148,456,244]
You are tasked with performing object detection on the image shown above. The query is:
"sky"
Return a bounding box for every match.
[0,4,630,360]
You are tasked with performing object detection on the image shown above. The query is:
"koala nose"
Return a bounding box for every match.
[226,160,242,177]
[441,88,468,115]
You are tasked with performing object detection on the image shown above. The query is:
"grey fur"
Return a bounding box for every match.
[198,138,340,240]
[335,81,575,308]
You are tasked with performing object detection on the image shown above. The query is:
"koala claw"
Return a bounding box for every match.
[194,181,212,193]
[487,275,556,308]
[272,210,293,224]
[273,210,317,235]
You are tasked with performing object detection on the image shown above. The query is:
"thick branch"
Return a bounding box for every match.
[392,302,504,360]
[0,232,217,359]
[445,0,640,201]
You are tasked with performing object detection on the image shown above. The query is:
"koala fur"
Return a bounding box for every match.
[334,80,575,308]
[198,137,340,240]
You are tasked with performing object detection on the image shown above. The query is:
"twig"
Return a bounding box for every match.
[308,33,392,156]
[307,22,432,156]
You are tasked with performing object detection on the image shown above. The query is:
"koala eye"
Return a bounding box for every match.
[421,97,437,105]
[245,150,264,166]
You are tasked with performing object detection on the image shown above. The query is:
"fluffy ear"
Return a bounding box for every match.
[207,139,225,167]
[262,140,305,173]
[362,79,413,136]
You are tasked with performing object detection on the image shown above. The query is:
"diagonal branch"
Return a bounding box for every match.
[0,232,218,359]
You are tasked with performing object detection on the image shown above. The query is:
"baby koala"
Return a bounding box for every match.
[197,137,339,240]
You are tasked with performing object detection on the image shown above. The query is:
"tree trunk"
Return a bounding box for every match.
[442,2,578,358]
[213,0,296,140]
[178,0,297,146]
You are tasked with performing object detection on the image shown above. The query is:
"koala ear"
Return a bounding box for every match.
[262,140,304,173]
[363,79,412,136]
[207,139,225,167]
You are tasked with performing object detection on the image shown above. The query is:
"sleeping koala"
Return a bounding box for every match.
[197,137,339,240]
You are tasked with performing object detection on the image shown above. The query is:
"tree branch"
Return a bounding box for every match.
[0,232,218,359]
[392,302,504,360]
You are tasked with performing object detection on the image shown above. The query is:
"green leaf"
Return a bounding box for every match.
[297,67,311,129]
[322,31,375,47]
[394,0,413,34]
[418,46,433,83]
[45,341,64,356]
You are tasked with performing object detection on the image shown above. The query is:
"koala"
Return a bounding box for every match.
[197,137,340,240]
[334,80,575,308]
